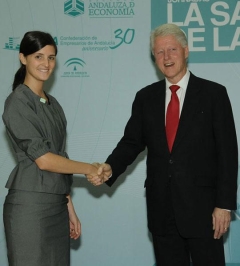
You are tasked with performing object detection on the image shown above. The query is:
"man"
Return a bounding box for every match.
[88,23,238,265]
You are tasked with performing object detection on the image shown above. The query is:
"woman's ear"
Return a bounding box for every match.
[19,53,26,65]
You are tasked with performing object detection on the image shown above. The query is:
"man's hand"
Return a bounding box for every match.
[86,163,112,186]
[212,207,231,239]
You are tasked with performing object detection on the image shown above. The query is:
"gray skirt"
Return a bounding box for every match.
[4,189,70,266]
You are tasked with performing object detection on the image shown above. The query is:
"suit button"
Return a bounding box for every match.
[169,159,173,164]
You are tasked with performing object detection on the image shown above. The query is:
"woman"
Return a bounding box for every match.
[2,31,100,266]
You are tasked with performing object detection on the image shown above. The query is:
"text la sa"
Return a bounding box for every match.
[167,2,240,51]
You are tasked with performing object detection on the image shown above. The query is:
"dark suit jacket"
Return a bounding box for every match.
[106,72,238,238]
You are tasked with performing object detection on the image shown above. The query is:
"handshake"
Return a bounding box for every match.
[86,163,112,186]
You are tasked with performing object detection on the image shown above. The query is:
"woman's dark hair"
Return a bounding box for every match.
[12,31,58,91]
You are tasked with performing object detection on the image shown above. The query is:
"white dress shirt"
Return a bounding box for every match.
[165,69,190,121]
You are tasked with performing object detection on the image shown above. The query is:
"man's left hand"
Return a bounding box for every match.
[212,207,231,239]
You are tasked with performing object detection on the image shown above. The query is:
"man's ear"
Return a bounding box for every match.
[184,46,189,60]
[19,53,26,65]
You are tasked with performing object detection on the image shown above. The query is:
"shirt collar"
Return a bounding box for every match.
[165,69,190,92]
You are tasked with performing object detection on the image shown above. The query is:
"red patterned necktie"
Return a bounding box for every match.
[166,85,180,152]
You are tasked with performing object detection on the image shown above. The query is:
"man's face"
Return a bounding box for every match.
[153,35,189,84]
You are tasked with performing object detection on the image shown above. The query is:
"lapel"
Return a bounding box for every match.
[151,80,170,154]
[171,73,202,153]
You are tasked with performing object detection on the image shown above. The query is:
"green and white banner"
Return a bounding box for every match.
[152,0,240,63]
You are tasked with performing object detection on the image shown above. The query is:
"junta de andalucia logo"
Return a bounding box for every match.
[61,57,89,78]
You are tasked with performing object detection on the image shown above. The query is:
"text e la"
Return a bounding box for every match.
[185,27,240,52]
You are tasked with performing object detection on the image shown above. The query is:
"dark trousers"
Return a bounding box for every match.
[152,200,225,266]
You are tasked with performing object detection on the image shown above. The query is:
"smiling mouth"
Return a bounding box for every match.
[164,62,174,67]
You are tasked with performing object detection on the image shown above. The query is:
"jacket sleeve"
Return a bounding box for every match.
[213,85,238,210]
[105,91,146,187]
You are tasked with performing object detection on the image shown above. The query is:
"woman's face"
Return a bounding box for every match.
[20,45,56,84]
